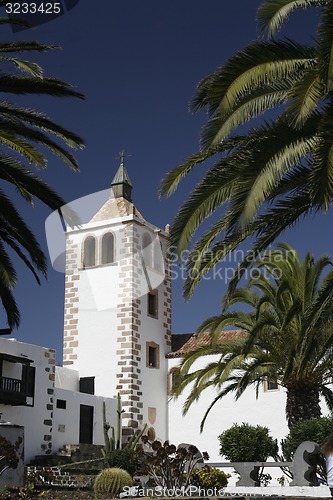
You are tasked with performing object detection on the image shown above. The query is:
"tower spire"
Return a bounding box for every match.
[111,150,133,201]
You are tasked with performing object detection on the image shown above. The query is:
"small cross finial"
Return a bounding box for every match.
[115,149,131,165]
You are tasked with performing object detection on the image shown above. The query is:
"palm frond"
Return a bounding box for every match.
[0,75,84,99]
[285,68,323,127]
[257,0,327,38]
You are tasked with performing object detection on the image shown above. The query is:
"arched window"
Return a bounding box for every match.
[101,233,114,265]
[142,233,153,268]
[153,239,163,273]
[83,236,96,268]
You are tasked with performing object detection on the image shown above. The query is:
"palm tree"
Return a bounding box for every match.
[172,244,333,429]
[0,2,84,328]
[161,0,333,298]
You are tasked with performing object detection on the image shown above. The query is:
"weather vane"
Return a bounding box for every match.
[115,149,132,165]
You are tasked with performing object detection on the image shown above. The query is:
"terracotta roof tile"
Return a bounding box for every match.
[171,333,193,352]
[167,329,248,358]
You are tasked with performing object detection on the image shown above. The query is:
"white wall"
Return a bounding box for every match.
[0,338,55,463]
[55,366,79,392]
[139,282,169,441]
[66,220,125,399]
[52,388,117,452]
[168,353,332,467]
[168,355,288,462]
[66,214,171,442]
[0,338,118,464]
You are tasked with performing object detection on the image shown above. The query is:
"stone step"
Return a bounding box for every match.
[30,443,104,467]
[29,454,72,467]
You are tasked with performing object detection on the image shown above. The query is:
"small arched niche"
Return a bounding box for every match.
[101,232,115,265]
[83,236,96,268]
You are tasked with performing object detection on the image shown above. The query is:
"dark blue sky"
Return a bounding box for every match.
[3,1,331,361]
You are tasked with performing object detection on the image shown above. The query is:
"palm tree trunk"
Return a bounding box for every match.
[286,386,321,428]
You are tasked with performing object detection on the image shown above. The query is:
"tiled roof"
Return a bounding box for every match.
[171,333,193,353]
[90,197,144,222]
[167,329,248,358]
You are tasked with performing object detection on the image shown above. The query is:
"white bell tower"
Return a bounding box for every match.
[62,156,172,441]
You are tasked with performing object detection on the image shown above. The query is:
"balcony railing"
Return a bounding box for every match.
[1,376,21,392]
[0,376,26,405]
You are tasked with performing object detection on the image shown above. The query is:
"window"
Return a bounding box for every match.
[101,233,114,265]
[153,240,163,273]
[56,399,67,409]
[142,233,153,268]
[147,291,158,318]
[142,233,163,272]
[22,364,35,399]
[83,236,96,268]
[263,378,279,392]
[79,376,95,395]
[149,347,156,367]
[146,342,160,369]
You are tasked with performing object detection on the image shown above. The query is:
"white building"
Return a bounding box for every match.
[0,337,117,464]
[167,332,289,461]
[0,160,326,467]
[61,161,171,443]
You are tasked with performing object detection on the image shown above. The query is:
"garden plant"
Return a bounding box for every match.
[219,422,278,486]
[93,467,133,499]
[137,437,209,490]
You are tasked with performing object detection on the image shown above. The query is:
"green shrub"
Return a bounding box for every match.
[104,448,141,476]
[191,466,229,489]
[218,423,278,462]
[282,416,333,461]
[94,467,133,499]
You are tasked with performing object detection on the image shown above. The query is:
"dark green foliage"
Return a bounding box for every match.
[191,465,229,489]
[0,436,18,475]
[104,448,141,476]
[282,416,333,461]
[137,437,209,489]
[219,423,278,462]
[94,467,133,499]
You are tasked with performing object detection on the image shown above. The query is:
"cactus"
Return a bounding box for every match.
[116,392,122,449]
[103,394,147,451]
[103,400,112,455]
[94,467,133,498]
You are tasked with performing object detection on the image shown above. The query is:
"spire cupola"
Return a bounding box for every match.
[111,150,133,202]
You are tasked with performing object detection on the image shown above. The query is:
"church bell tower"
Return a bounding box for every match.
[62,155,172,441]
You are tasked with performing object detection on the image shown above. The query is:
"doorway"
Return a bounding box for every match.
[79,404,94,444]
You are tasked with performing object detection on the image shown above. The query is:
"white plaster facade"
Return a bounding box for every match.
[167,354,288,462]
[62,192,172,442]
[0,338,117,464]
